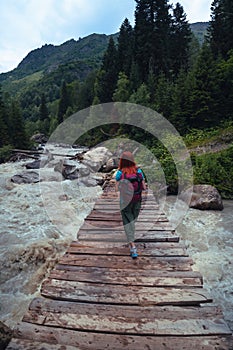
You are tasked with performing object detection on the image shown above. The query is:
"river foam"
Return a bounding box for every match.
[165,197,233,331]
[0,159,102,328]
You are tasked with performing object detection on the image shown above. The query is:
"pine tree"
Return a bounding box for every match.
[208,0,233,59]
[170,3,192,77]
[129,60,141,91]
[113,72,130,102]
[9,100,29,149]
[96,37,119,103]
[117,18,134,77]
[134,0,173,80]
[129,83,151,106]
[216,51,233,120]
[189,44,220,128]
[39,94,50,134]
[171,69,194,133]
[77,72,96,110]
[134,0,154,80]
[39,93,49,121]
[154,73,174,118]
[57,81,69,123]
[0,85,10,147]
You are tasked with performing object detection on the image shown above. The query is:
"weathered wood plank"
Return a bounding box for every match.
[78,233,180,243]
[86,213,169,222]
[7,338,78,350]
[28,298,222,319]
[41,279,213,306]
[94,201,159,206]
[78,226,176,235]
[68,242,188,257]
[93,206,164,214]
[77,227,179,242]
[93,206,161,213]
[90,210,167,216]
[58,254,194,271]
[135,231,179,243]
[50,266,203,287]
[23,306,231,336]
[81,222,176,233]
[10,323,233,350]
[78,235,126,243]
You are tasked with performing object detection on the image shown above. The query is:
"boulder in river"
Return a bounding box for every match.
[81,147,113,172]
[0,321,13,349]
[30,133,48,144]
[11,171,40,184]
[26,151,53,169]
[99,157,119,172]
[181,184,224,210]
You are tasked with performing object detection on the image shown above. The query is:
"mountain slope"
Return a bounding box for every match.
[190,22,209,44]
[0,33,117,84]
[0,23,208,85]
[0,23,209,120]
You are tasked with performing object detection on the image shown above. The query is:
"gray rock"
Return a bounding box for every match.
[11,171,40,184]
[78,167,90,177]
[30,133,47,144]
[25,160,41,169]
[100,157,119,172]
[181,184,223,210]
[77,177,98,187]
[82,147,113,172]
[25,152,53,169]
[0,321,12,349]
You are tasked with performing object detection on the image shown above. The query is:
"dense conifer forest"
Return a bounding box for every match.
[0,0,233,197]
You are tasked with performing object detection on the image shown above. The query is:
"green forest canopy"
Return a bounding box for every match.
[0,0,233,198]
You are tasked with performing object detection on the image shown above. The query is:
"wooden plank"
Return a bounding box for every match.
[78,233,180,243]
[50,266,203,287]
[28,298,222,319]
[77,228,179,242]
[135,231,179,243]
[7,338,78,350]
[85,216,170,223]
[68,242,188,257]
[94,202,159,207]
[93,206,161,213]
[58,254,194,271]
[93,206,164,214]
[86,213,169,222]
[78,235,127,243]
[11,323,233,350]
[92,209,166,215]
[78,225,175,233]
[41,279,213,306]
[23,304,231,337]
[82,221,175,231]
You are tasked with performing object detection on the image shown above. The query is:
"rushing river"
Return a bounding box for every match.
[0,158,232,333]
[0,157,102,329]
[165,197,233,331]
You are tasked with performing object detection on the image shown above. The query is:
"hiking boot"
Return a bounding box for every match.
[130,247,138,259]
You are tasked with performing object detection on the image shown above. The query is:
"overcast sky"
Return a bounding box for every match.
[0,0,212,74]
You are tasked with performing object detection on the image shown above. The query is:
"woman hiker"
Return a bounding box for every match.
[115,151,146,259]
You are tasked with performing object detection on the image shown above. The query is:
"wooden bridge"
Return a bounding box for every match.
[7,180,233,349]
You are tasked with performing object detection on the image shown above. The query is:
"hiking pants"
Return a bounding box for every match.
[120,201,141,243]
